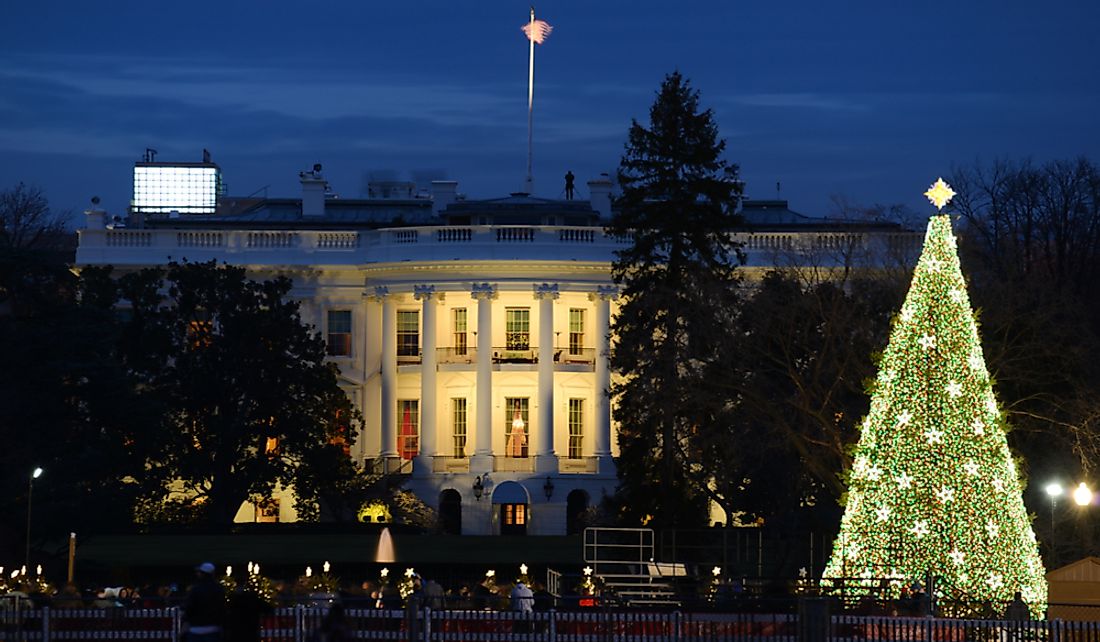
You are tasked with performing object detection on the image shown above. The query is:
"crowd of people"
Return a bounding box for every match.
[0,571,553,612]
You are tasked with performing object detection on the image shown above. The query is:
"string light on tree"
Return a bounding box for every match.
[822,180,1047,617]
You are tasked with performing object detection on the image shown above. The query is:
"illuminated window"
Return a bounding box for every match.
[452,398,467,458]
[505,308,530,350]
[255,497,279,523]
[502,503,527,525]
[326,310,352,356]
[568,398,584,459]
[397,311,420,358]
[504,397,529,458]
[453,308,468,356]
[398,399,419,460]
[331,409,351,457]
[569,308,585,355]
[265,437,279,455]
[188,314,213,349]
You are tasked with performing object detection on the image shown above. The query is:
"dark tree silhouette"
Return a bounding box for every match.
[606,72,744,528]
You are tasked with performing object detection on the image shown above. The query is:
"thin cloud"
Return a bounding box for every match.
[729,93,871,112]
[1,56,519,127]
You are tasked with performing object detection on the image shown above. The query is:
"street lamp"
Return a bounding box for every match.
[1045,483,1063,566]
[1074,482,1093,507]
[25,467,43,569]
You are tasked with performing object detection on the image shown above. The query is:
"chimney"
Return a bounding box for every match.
[84,196,106,229]
[431,180,458,216]
[587,174,613,220]
[300,163,326,218]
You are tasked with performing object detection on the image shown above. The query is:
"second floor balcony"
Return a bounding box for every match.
[398,347,597,370]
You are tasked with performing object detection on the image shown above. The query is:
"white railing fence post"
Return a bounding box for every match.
[41,605,50,642]
[423,606,431,642]
[172,606,181,642]
[548,608,556,642]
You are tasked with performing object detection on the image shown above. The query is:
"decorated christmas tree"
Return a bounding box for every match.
[822,179,1047,615]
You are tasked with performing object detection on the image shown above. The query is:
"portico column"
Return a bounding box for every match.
[590,285,619,474]
[376,287,398,460]
[534,283,559,473]
[471,283,497,472]
[413,285,438,478]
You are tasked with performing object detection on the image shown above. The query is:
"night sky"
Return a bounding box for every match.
[2,1,1098,223]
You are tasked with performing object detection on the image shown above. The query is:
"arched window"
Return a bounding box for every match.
[440,489,462,535]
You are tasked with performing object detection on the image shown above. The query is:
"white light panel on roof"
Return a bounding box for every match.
[132,166,220,214]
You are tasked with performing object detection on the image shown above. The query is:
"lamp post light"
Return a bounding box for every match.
[1074,482,1093,507]
[25,467,43,569]
[1045,483,1063,566]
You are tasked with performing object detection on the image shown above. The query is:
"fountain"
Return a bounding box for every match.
[375,527,396,563]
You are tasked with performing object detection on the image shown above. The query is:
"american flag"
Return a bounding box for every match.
[522,18,553,44]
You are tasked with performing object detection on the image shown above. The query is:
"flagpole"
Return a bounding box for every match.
[526,6,536,194]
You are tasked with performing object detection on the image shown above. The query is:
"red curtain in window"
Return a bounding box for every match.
[399,404,418,460]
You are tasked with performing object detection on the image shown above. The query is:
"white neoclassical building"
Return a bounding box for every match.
[76,160,917,535]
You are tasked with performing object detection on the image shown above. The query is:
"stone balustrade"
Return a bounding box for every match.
[77,225,920,268]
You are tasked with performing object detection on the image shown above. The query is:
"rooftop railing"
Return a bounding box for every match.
[78,225,922,268]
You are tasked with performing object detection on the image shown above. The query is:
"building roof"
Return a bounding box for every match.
[739,199,902,232]
[1048,557,1100,582]
[442,193,599,226]
[143,197,434,229]
[136,194,907,234]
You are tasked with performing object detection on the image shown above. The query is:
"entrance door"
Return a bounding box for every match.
[500,503,528,536]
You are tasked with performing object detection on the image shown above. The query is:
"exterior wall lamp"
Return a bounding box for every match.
[543,476,554,500]
[473,475,484,501]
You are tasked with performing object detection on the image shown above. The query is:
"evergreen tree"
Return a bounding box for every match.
[822,198,1046,615]
[607,72,744,527]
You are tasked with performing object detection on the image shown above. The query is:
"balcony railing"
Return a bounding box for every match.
[432,456,470,473]
[560,457,598,474]
[492,347,536,363]
[493,456,534,473]
[78,224,923,269]
[437,347,476,364]
[560,348,596,364]
[371,456,412,475]
[416,346,595,368]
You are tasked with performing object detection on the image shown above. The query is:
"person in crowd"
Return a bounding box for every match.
[53,582,84,609]
[93,587,120,608]
[422,577,445,610]
[511,581,534,613]
[1004,591,1030,621]
[225,584,269,642]
[182,562,225,641]
[314,601,352,641]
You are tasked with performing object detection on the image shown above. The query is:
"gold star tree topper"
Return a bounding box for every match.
[924,178,956,211]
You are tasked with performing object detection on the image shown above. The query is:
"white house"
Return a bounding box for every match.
[76,159,917,535]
